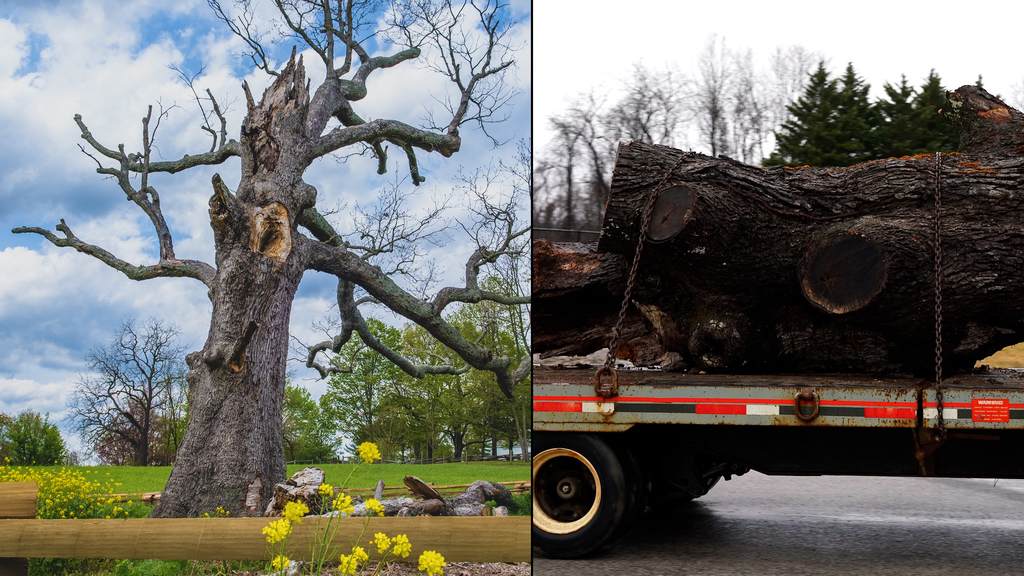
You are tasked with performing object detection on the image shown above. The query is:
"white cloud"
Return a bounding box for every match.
[0,19,27,79]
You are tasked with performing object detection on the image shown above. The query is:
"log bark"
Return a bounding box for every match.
[535,86,1024,375]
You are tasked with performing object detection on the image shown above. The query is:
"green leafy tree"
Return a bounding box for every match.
[283,384,339,463]
[0,412,12,462]
[321,319,406,455]
[3,411,67,465]
[456,276,531,458]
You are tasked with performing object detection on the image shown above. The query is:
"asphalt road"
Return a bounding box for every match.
[533,473,1024,575]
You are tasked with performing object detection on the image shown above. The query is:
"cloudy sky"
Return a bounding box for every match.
[535,0,1024,154]
[0,0,530,456]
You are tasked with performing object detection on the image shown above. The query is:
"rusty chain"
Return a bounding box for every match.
[933,151,946,436]
[596,152,689,397]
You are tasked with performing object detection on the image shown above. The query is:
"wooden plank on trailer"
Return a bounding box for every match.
[0,516,530,563]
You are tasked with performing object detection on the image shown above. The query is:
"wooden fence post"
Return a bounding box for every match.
[0,483,37,576]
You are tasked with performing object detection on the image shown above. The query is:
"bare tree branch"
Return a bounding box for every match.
[13,220,216,286]
[305,279,472,380]
[209,0,281,76]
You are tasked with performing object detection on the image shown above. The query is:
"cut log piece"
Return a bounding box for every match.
[535,86,1024,375]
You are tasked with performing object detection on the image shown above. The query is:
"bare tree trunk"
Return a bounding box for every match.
[151,58,308,517]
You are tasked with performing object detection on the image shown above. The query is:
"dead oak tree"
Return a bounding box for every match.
[15,0,529,518]
[536,85,1024,376]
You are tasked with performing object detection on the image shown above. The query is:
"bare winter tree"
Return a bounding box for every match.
[534,65,691,234]
[603,63,689,149]
[766,45,820,132]
[66,318,186,467]
[729,48,769,164]
[15,0,527,517]
[693,35,732,157]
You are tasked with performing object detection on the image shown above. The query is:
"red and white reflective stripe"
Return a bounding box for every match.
[533,401,583,412]
[532,400,786,414]
[922,407,959,419]
[534,397,918,417]
[696,404,779,415]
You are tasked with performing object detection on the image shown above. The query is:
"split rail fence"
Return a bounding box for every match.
[112,480,532,505]
[0,483,530,576]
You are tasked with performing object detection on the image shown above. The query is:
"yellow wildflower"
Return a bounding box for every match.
[338,553,358,575]
[318,483,333,497]
[365,498,385,517]
[271,555,290,570]
[374,532,392,554]
[283,501,309,523]
[333,493,354,515]
[263,519,292,543]
[392,534,412,558]
[357,442,382,464]
[418,550,446,575]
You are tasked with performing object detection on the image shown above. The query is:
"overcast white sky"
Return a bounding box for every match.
[535,0,1024,154]
[0,0,530,458]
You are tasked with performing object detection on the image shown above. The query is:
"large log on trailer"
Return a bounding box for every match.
[534,86,1024,375]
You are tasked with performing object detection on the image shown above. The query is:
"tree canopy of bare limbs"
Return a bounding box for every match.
[66,318,188,467]
[533,39,820,234]
[14,0,528,518]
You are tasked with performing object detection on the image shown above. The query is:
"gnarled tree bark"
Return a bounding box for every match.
[536,85,1024,376]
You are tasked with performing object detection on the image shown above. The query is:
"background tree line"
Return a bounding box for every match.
[289,278,531,464]
[534,36,973,235]
[53,286,529,466]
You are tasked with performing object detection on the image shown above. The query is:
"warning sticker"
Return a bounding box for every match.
[972,398,1010,423]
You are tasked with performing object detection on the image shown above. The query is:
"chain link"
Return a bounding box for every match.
[597,153,689,395]
[933,151,946,436]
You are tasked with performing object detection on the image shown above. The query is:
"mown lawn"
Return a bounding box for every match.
[31,461,529,495]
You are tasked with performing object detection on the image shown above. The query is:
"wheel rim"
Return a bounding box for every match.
[533,447,602,534]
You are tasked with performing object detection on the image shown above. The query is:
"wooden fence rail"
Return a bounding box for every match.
[108,480,532,505]
[0,483,530,576]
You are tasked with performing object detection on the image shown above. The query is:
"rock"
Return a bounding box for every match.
[264,466,326,517]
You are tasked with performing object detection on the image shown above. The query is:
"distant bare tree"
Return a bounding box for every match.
[535,65,692,233]
[604,63,689,148]
[67,318,186,466]
[729,48,770,164]
[766,45,821,130]
[693,35,733,157]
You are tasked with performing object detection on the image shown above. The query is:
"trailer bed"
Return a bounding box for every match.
[534,367,1024,432]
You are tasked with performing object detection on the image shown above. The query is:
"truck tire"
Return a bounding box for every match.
[609,442,649,541]
[532,433,630,558]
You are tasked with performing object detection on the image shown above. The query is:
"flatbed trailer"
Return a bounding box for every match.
[531,366,1024,557]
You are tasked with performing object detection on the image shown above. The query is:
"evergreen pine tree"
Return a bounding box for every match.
[764,62,841,166]
[911,70,958,153]
[832,63,879,164]
[875,75,917,158]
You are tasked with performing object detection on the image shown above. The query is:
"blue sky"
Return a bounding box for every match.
[0,0,530,458]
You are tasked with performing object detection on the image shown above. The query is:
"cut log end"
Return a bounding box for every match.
[648,186,696,242]
[800,231,887,315]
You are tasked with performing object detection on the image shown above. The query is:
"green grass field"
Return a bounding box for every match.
[27,461,529,495]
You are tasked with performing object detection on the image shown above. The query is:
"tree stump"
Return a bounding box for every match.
[536,86,1024,375]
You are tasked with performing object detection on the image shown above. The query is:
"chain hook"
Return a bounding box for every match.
[594,366,619,398]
